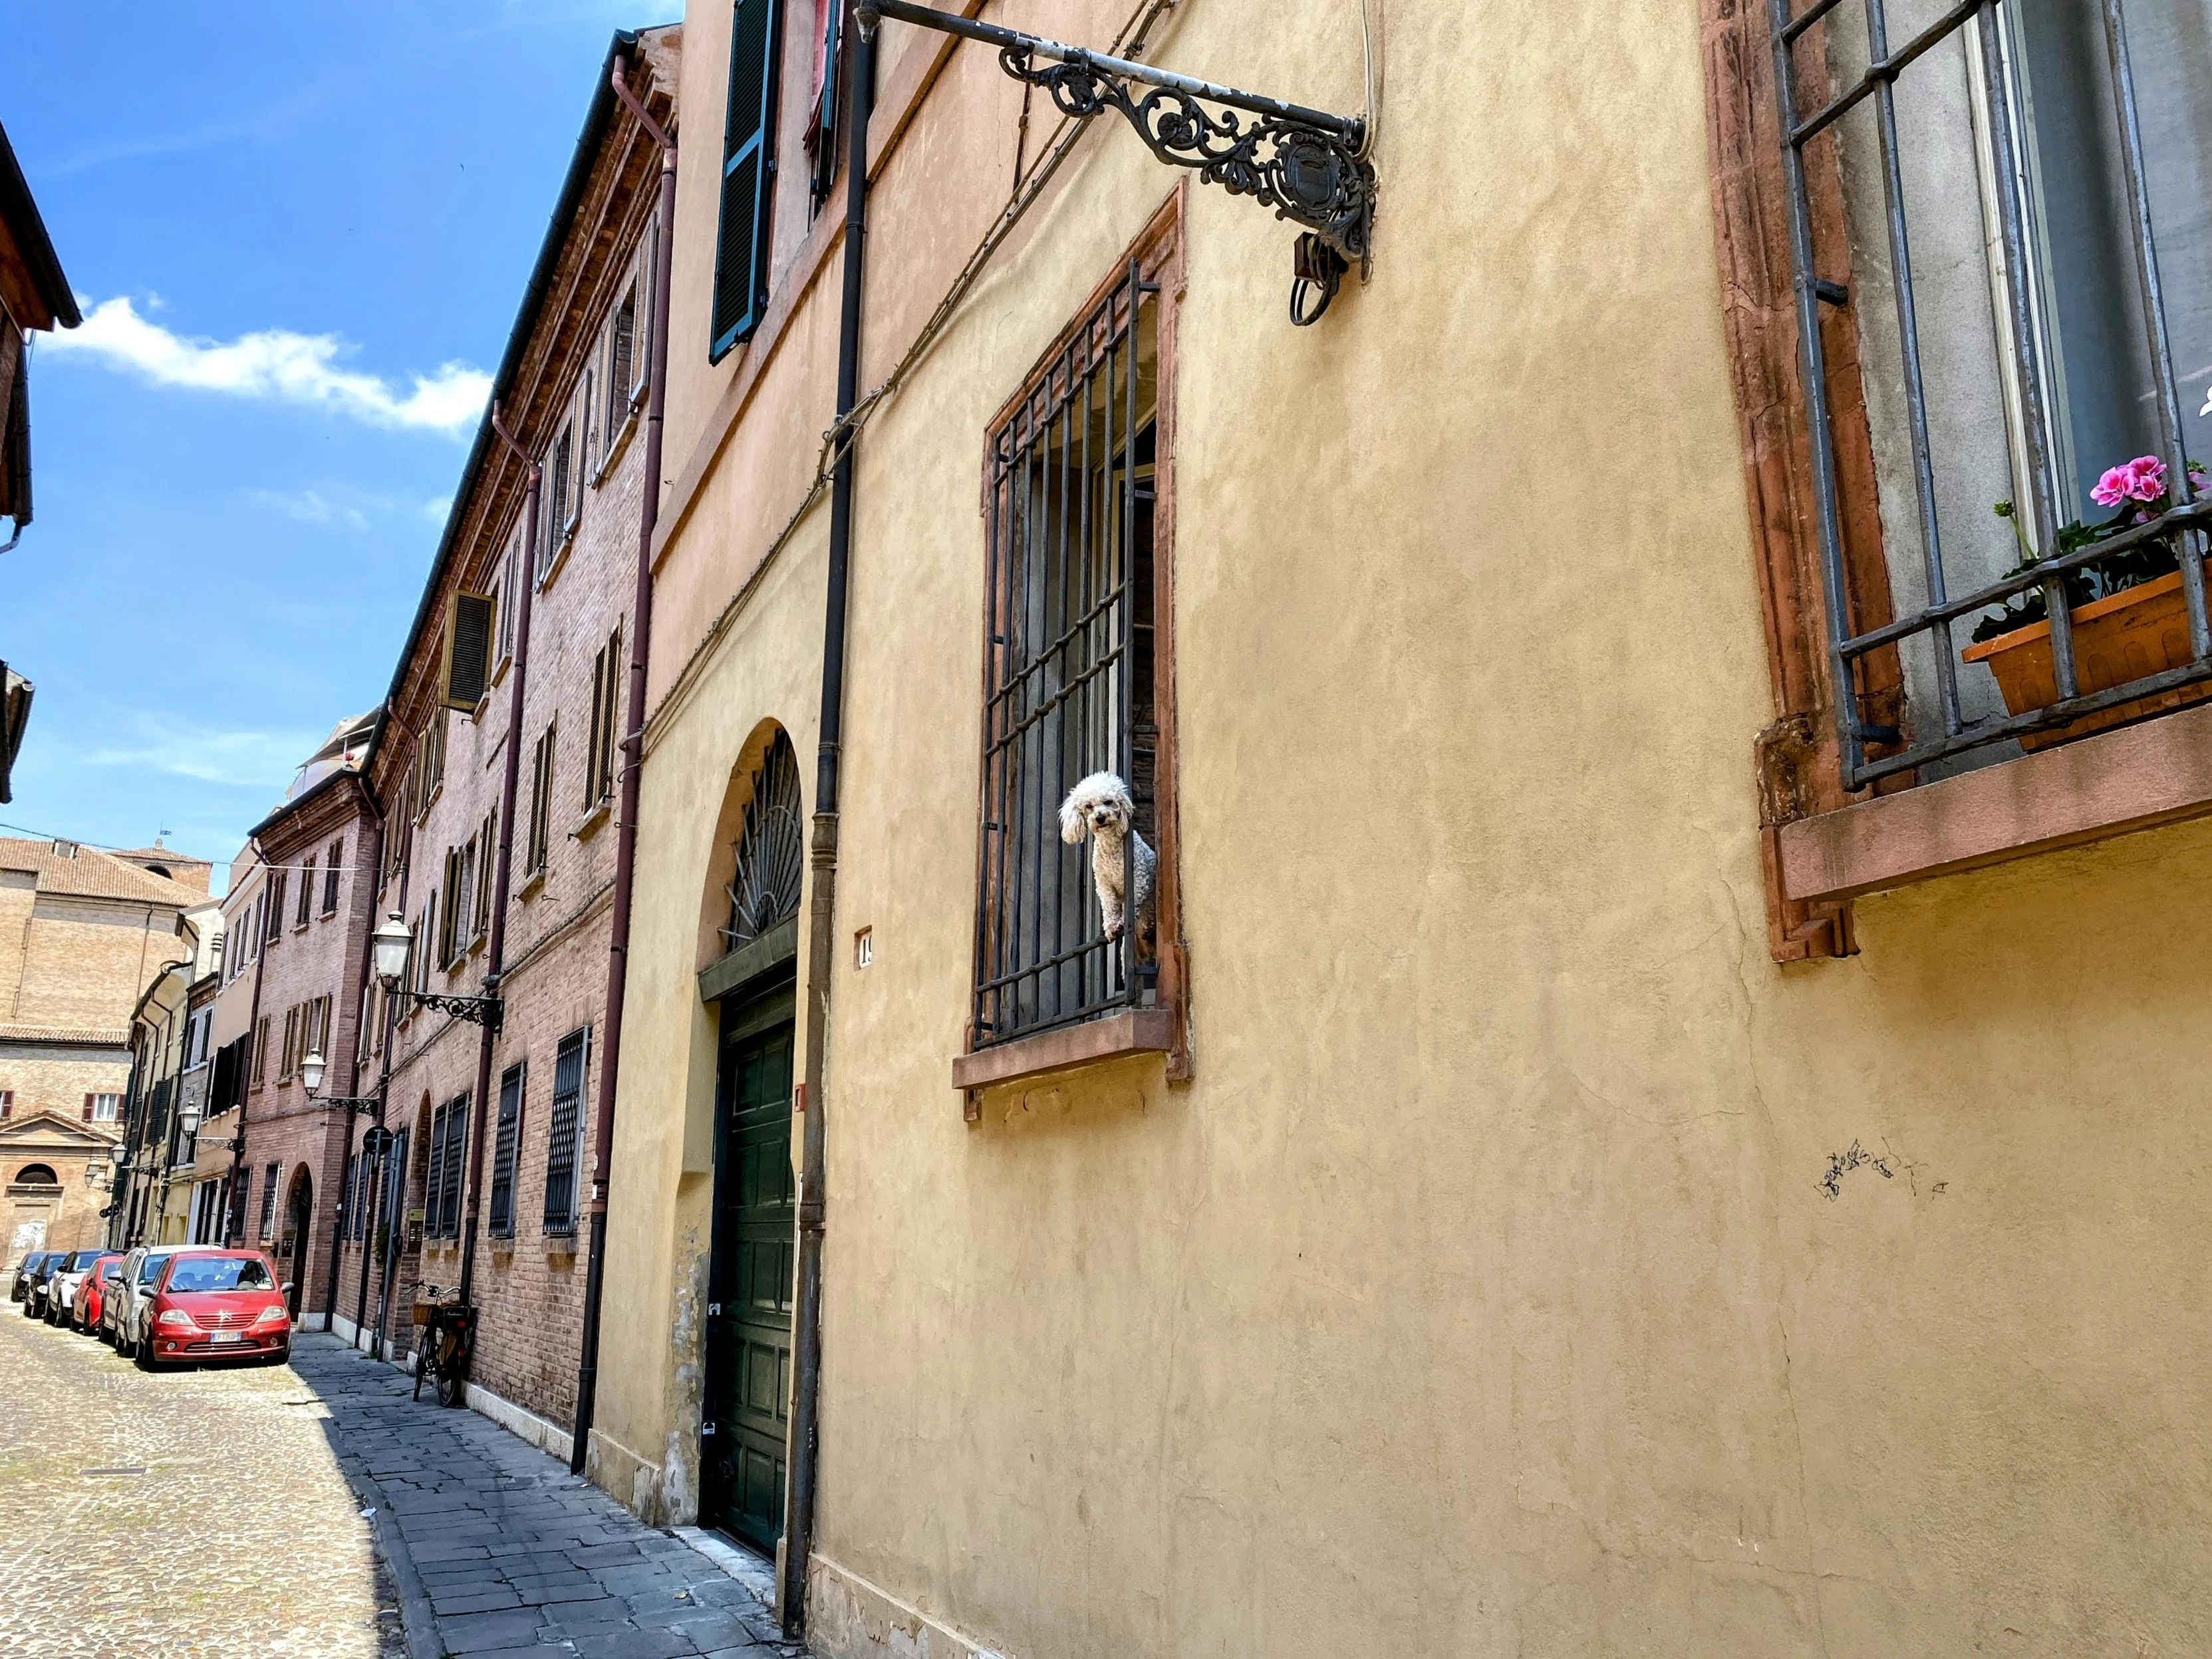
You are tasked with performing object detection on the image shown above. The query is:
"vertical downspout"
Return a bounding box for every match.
[571,57,676,1479]
[227,851,267,1246]
[323,782,386,1332]
[456,408,543,1318]
[781,15,875,1636]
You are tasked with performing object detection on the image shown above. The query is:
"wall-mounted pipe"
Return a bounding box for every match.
[455,405,543,1321]
[781,13,877,1637]
[571,54,677,1478]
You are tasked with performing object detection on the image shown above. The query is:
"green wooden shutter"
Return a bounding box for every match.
[711,0,782,360]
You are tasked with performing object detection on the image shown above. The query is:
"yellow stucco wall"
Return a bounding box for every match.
[595,0,2212,1652]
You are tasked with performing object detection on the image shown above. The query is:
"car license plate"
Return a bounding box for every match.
[211,1330,239,1344]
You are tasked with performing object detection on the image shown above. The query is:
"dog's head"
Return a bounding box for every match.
[1060,772,1134,843]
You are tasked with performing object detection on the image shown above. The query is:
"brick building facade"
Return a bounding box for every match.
[329,30,676,1452]
[187,713,382,1321]
[0,835,209,1262]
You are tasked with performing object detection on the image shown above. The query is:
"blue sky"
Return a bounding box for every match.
[3,1,676,891]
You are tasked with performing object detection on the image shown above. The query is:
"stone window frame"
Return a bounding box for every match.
[1700,0,2212,957]
[955,188,1191,1097]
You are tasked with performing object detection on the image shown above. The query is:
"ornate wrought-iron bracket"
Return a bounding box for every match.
[404,990,504,1031]
[856,0,1374,323]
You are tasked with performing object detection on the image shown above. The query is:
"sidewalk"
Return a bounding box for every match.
[295,1334,806,1659]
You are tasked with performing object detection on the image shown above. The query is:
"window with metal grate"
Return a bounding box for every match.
[710,0,783,361]
[542,1027,589,1235]
[973,257,1165,1048]
[489,1062,524,1238]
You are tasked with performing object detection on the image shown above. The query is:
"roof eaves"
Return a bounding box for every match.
[0,119,78,329]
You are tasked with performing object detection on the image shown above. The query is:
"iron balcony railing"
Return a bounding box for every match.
[1772,0,2211,788]
[974,259,1157,1047]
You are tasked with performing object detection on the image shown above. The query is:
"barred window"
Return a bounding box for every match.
[973,250,1178,1050]
[257,1161,279,1241]
[489,1062,525,1238]
[1764,0,2212,790]
[542,1027,589,1235]
[425,1093,468,1240]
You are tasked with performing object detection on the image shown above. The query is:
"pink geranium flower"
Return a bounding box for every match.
[2092,455,2168,507]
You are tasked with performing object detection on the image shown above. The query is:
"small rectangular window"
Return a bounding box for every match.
[527,722,556,874]
[441,591,497,711]
[296,858,315,927]
[542,1027,589,1234]
[257,1161,280,1241]
[265,874,287,942]
[91,1093,121,1122]
[252,1016,270,1085]
[323,837,343,915]
[489,1062,524,1237]
[710,0,782,359]
[607,283,638,442]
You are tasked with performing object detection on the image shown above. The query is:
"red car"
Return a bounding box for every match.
[71,1253,124,1336]
[138,1250,292,1370]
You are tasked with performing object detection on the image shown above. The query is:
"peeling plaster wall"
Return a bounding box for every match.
[595,0,2212,1652]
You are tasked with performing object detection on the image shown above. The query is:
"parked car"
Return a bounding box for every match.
[45,1249,109,1325]
[110,1246,197,1360]
[11,1250,53,1304]
[22,1251,68,1319]
[138,1251,291,1370]
[72,1254,125,1336]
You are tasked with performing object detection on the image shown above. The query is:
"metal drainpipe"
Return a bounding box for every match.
[781,15,875,1636]
[226,862,268,1245]
[358,792,410,1350]
[571,56,676,1480]
[455,408,543,1324]
[321,779,386,1334]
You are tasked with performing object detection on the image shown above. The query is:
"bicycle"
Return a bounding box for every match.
[410,1284,475,1408]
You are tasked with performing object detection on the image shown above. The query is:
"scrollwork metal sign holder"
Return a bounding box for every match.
[857,0,1374,323]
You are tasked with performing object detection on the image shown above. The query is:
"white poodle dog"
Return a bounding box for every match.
[1059,771,1156,959]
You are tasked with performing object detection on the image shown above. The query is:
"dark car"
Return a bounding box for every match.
[11,1251,53,1304]
[22,1251,69,1318]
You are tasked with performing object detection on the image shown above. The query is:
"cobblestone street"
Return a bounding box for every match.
[0,1300,402,1658]
[0,1312,804,1658]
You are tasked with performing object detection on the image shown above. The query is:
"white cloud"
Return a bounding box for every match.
[80,712,327,791]
[45,296,491,436]
[421,494,455,524]
[253,489,368,530]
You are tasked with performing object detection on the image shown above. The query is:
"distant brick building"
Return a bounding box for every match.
[182,713,382,1322]
[0,836,210,1262]
[332,30,676,1455]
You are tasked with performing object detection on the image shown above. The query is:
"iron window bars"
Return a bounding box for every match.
[974,259,1158,1048]
[543,1027,589,1235]
[488,1062,524,1239]
[1774,0,2211,789]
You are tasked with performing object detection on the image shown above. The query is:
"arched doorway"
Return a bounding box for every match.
[700,727,802,1556]
[283,1166,313,1318]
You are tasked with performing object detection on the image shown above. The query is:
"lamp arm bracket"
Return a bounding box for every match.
[857,0,1374,269]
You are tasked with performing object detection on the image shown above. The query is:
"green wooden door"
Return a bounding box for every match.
[702,984,795,1555]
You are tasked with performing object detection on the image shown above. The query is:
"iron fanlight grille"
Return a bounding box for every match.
[722,730,805,951]
[973,260,1159,1048]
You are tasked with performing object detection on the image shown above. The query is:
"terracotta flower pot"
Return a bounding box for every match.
[1962,569,2212,751]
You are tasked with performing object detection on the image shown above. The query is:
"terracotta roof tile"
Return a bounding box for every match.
[0,1023,132,1045]
[0,836,204,906]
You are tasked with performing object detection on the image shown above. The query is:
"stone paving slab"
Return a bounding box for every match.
[0,1300,404,1658]
[291,1334,805,1659]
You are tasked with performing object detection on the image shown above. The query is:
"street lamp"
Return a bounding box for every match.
[371,911,503,1029]
[301,1049,381,1110]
